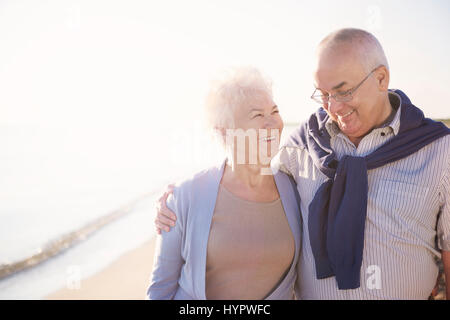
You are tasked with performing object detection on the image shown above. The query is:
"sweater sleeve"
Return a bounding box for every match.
[146,190,185,299]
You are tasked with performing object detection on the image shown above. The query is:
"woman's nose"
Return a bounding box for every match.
[263,115,277,128]
[262,117,282,135]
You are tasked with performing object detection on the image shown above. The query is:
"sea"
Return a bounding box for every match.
[0,122,298,299]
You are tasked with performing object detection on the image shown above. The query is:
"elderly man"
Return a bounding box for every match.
[154,28,450,300]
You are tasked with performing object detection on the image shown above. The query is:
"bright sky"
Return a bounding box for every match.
[1,0,449,132]
[1,0,449,189]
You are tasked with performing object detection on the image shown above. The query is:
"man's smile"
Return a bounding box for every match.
[337,109,355,120]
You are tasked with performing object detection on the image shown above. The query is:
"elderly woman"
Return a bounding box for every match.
[147,67,301,300]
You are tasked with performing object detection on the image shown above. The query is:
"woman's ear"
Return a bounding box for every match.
[213,127,227,144]
[214,126,226,136]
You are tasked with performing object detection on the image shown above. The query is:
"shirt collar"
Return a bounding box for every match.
[386,91,401,135]
[324,91,402,138]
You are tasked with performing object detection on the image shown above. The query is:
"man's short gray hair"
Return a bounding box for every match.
[318,28,389,72]
[205,66,273,130]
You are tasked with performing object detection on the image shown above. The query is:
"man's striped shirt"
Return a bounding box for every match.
[275,92,450,299]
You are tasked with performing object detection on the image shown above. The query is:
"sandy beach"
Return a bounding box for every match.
[45,237,156,300]
[43,231,447,300]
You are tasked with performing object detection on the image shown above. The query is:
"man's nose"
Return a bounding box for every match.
[328,99,346,115]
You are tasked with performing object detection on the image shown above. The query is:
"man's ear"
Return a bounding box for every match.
[376,66,390,92]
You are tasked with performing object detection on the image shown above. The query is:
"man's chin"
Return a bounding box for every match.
[339,125,365,139]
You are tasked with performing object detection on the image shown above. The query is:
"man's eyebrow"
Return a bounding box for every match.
[272,105,278,109]
[332,81,347,90]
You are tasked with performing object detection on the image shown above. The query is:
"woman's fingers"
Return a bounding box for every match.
[155,220,170,233]
[154,184,177,233]
[156,210,176,228]
[159,188,177,222]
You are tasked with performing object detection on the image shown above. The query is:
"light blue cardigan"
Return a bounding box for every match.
[147,160,302,300]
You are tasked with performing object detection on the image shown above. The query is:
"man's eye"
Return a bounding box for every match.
[338,90,351,97]
[272,110,279,114]
[253,114,263,118]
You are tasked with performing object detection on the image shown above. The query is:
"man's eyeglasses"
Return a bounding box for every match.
[310,66,381,106]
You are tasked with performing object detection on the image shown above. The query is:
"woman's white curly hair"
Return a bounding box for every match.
[204,66,273,130]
